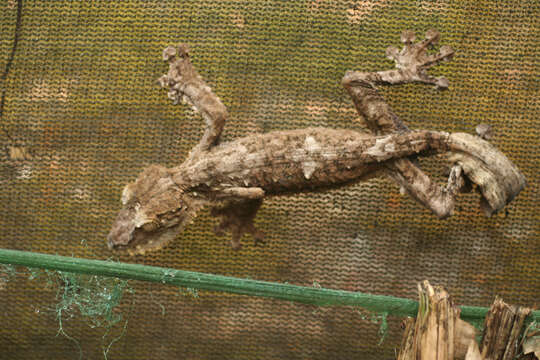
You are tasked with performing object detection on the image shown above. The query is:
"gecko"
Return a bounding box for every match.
[107,30,525,255]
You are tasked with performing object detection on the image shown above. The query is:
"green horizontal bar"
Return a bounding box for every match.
[0,248,537,323]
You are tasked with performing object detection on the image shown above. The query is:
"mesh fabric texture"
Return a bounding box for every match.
[0,1,538,359]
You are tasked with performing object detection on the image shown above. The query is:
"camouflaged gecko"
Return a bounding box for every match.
[107,30,525,255]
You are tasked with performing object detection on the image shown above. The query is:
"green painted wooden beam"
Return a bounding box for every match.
[0,248,537,323]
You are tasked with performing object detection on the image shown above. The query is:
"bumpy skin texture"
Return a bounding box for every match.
[107,30,525,255]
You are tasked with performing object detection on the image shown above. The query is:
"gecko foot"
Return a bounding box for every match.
[211,199,265,250]
[385,29,455,89]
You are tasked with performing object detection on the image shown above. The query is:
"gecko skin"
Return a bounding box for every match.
[107,30,525,255]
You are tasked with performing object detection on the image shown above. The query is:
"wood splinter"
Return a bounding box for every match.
[397,281,533,360]
[107,30,526,255]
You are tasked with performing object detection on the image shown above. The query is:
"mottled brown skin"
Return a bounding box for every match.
[107,30,525,255]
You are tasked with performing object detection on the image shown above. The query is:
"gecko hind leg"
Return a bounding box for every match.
[342,29,468,218]
[211,199,265,250]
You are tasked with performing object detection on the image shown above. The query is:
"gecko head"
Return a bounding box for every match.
[107,165,201,255]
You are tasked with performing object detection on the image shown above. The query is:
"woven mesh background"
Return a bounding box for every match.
[0,1,538,359]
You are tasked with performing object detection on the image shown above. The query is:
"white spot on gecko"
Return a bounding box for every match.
[216,146,249,174]
[302,160,318,179]
[365,136,394,159]
[133,207,149,228]
[384,142,395,152]
[302,136,321,179]
[236,145,248,156]
[216,155,238,173]
[304,136,321,154]
[121,184,134,205]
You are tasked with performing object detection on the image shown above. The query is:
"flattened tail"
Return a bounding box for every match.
[446,133,526,216]
[364,130,526,215]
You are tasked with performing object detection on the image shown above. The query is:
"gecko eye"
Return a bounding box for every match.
[141,220,160,232]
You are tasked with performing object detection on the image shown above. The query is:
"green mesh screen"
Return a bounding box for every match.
[1,1,538,359]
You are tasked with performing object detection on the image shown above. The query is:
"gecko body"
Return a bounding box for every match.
[107,31,525,254]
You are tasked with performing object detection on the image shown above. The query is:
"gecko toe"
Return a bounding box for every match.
[388,30,455,87]
[401,30,416,44]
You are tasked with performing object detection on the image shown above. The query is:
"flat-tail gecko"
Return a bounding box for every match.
[107,30,525,255]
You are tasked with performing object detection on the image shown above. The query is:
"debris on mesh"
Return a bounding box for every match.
[355,308,389,345]
[0,264,17,290]
[48,271,131,330]
[0,264,133,359]
[177,286,199,298]
[47,270,133,359]
[148,284,199,317]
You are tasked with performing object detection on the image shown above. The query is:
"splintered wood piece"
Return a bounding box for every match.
[397,284,533,360]
[399,318,416,359]
[480,297,531,360]
[522,335,540,359]
[397,281,479,360]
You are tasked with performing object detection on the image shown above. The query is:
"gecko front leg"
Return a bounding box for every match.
[343,29,463,218]
[210,187,265,249]
[158,44,264,249]
[214,187,265,200]
[211,199,265,250]
[159,44,228,160]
